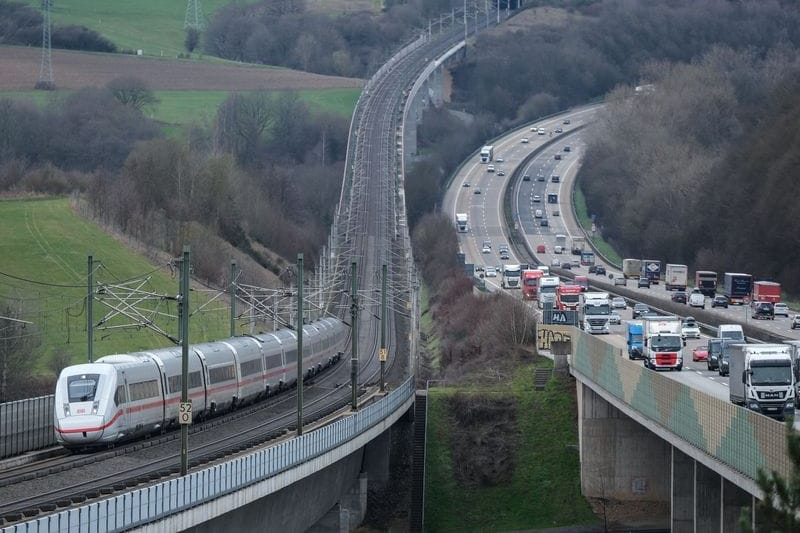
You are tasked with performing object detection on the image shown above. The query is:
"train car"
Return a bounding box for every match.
[54,319,349,450]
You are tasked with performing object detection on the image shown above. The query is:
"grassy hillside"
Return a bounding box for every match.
[0,197,232,372]
[23,0,382,59]
[424,364,599,532]
[22,0,259,58]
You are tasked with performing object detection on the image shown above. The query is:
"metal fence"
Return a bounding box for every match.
[570,327,792,484]
[1,378,415,533]
[1,395,56,459]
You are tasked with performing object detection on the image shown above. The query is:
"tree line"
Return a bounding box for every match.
[0,79,350,286]
[202,0,463,78]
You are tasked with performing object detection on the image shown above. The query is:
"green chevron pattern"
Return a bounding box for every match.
[569,326,790,482]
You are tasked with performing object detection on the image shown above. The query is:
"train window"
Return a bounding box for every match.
[114,385,127,406]
[209,364,236,384]
[285,348,298,363]
[128,380,159,401]
[168,371,203,394]
[241,359,262,377]
[67,374,100,402]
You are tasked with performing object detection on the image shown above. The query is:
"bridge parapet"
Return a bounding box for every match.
[568,326,791,496]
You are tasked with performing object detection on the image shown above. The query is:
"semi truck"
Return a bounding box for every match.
[723,272,753,305]
[627,321,644,360]
[502,264,522,289]
[479,145,494,163]
[538,276,560,308]
[728,344,794,420]
[521,269,543,300]
[640,259,662,285]
[455,213,468,233]
[580,250,595,267]
[753,281,781,303]
[571,237,586,256]
[642,316,684,371]
[555,234,567,254]
[622,258,641,279]
[664,264,688,291]
[556,284,583,311]
[580,292,611,334]
[695,270,717,297]
[783,340,800,407]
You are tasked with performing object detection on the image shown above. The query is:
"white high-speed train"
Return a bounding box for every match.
[54,318,347,449]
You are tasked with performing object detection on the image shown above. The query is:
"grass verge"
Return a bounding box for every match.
[424,363,599,532]
[574,185,622,267]
[418,282,440,369]
[0,197,230,372]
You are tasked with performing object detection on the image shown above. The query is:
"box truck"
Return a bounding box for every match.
[455,213,468,232]
[664,264,688,291]
[723,273,753,305]
[729,344,794,420]
[695,270,717,297]
[622,258,641,279]
[642,316,684,371]
[753,281,781,303]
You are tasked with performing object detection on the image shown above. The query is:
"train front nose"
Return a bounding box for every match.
[56,409,108,446]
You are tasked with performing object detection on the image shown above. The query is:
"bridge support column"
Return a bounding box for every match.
[308,472,368,533]
[696,460,721,531]
[671,447,694,532]
[363,428,391,485]
[577,381,670,504]
[722,477,752,532]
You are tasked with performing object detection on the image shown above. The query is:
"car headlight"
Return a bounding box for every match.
[748,402,760,410]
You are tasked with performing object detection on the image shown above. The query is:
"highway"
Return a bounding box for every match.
[443,106,800,410]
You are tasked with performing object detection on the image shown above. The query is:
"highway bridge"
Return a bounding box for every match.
[444,110,799,531]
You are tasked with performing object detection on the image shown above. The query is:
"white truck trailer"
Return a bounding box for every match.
[642,316,684,371]
[664,264,688,291]
[729,344,794,420]
[456,213,468,232]
[479,145,494,163]
[622,258,641,279]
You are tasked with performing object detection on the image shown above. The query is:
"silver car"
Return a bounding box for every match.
[611,297,626,309]
[775,303,789,317]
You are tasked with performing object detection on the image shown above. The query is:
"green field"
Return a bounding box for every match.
[23,0,260,58]
[574,186,622,267]
[1,88,359,124]
[424,366,599,532]
[0,197,231,372]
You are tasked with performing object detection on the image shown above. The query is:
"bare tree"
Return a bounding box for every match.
[106,77,159,112]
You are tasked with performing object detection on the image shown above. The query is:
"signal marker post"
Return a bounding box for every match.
[179,246,191,476]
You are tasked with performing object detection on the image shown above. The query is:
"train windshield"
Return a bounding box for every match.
[67,374,100,402]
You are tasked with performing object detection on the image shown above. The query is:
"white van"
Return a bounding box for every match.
[718,324,745,343]
[688,289,705,308]
[534,209,543,218]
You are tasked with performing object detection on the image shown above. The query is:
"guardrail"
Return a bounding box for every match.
[1,378,415,533]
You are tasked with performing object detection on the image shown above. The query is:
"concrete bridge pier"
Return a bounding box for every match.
[670,447,755,532]
[577,381,671,504]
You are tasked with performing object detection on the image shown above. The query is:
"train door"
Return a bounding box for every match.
[118,372,130,431]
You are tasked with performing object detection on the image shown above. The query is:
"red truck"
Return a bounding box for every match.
[753,281,781,303]
[556,284,583,311]
[522,269,544,300]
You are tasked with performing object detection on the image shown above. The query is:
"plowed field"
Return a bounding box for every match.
[0,46,363,91]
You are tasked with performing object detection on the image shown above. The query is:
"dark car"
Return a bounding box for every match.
[588,265,598,274]
[562,261,571,270]
[522,174,531,181]
[751,301,775,320]
[594,265,606,276]
[554,154,562,160]
[712,295,729,308]
[564,146,571,152]
[551,175,560,183]
[632,303,650,319]
[671,291,687,304]
[637,277,651,288]
[540,219,549,227]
